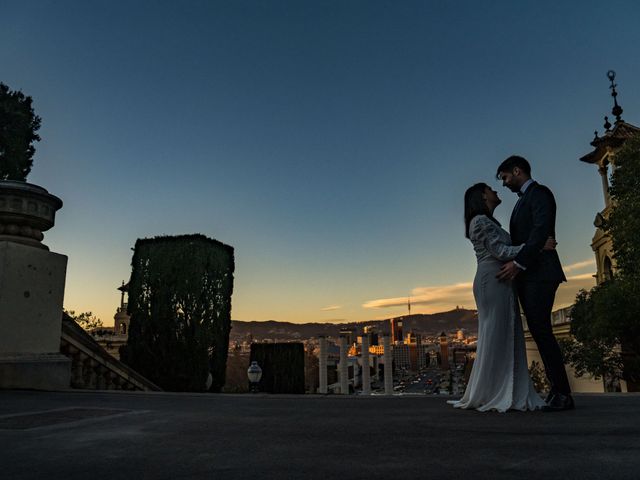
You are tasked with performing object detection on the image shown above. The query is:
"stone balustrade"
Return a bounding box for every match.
[60,314,161,392]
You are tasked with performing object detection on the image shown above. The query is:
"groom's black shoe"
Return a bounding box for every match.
[544,391,555,403]
[542,393,575,412]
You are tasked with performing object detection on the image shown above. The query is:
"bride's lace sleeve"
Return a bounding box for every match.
[469,215,523,261]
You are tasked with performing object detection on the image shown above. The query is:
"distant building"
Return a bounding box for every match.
[339,327,357,347]
[439,332,449,370]
[357,325,379,350]
[405,331,421,345]
[417,344,432,370]
[113,281,130,335]
[390,341,436,373]
[393,343,411,371]
[391,318,403,345]
[363,325,379,346]
[452,346,473,366]
[90,281,130,360]
[369,345,385,356]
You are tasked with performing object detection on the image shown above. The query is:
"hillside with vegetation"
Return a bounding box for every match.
[229,308,477,342]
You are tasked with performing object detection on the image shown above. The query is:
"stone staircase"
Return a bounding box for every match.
[60,313,161,392]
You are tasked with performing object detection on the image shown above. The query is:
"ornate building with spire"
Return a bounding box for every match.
[525,71,639,393]
[88,281,131,360]
[113,281,131,335]
[580,70,640,284]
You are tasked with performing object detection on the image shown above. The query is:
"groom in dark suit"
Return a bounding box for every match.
[495,155,574,411]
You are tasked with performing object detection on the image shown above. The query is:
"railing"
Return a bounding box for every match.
[60,314,161,392]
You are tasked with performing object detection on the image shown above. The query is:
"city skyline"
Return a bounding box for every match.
[3,1,639,325]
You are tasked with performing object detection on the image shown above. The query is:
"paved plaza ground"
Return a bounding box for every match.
[1,390,639,479]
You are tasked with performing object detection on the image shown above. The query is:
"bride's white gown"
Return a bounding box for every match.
[449,215,545,412]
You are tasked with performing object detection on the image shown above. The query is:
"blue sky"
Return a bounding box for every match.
[3,1,639,324]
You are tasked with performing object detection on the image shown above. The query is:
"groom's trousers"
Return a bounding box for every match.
[517,280,571,396]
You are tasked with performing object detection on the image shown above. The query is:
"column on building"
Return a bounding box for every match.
[361,335,370,395]
[382,334,393,395]
[318,335,328,394]
[599,163,611,207]
[339,334,349,395]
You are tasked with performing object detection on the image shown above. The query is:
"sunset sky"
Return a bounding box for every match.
[3,1,639,325]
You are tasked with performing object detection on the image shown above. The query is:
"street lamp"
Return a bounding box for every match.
[247,361,262,393]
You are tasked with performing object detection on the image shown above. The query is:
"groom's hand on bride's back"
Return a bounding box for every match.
[542,236,557,251]
[496,261,521,281]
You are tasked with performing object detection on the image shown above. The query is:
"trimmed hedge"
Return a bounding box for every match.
[250,343,305,394]
[121,234,234,392]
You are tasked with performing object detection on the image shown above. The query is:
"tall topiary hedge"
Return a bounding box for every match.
[121,234,234,392]
[250,343,305,394]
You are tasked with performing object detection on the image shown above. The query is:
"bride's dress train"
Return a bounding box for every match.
[449,215,545,412]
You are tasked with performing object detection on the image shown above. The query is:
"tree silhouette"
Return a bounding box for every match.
[0,82,41,181]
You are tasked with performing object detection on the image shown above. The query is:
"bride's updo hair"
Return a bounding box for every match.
[464,182,492,238]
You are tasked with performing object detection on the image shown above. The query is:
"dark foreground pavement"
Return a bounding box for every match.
[1,391,639,480]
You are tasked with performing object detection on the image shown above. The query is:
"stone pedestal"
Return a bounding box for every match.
[0,241,70,389]
[0,353,71,390]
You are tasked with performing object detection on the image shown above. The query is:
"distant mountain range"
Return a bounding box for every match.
[230,308,478,342]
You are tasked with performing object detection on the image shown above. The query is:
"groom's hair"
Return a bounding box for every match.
[496,155,531,178]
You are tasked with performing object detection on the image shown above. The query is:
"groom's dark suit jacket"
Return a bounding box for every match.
[509,181,567,284]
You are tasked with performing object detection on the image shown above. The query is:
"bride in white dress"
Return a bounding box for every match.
[449,183,548,412]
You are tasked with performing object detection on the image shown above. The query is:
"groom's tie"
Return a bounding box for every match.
[512,191,524,222]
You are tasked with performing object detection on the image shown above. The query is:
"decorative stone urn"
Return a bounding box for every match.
[0,180,63,250]
[0,180,70,390]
